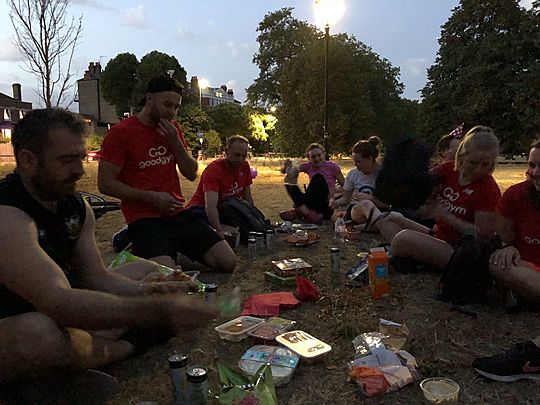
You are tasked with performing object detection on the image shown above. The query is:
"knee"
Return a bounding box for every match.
[391,229,413,256]
[220,249,237,273]
[208,241,237,273]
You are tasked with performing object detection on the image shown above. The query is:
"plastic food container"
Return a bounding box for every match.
[248,317,296,342]
[276,330,331,361]
[420,377,460,404]
[238,345,299,387]
[215,316,264,342]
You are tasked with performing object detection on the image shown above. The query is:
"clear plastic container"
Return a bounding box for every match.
[215,316,264,342]
[276,330,332,361]
[238,345,299,387]
[420,377,460,404]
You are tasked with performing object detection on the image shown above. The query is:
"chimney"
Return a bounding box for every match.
[191,76,199,94]
[220,85,227,92]
[12,83,22,101]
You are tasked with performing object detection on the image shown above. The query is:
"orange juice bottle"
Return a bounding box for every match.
[368,247,389,298]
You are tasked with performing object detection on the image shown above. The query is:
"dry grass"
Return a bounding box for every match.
[0,160,537,404]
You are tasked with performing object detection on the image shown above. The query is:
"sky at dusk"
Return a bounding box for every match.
[0,0,534,109]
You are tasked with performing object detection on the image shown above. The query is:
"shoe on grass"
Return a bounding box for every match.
[472,340,540,382]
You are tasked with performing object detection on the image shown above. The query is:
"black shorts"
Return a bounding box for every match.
[128,210,223,262]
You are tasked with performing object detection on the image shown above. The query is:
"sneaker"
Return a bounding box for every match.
[112,225,131,253]
[280,209,298,221]
[472,340,540,382]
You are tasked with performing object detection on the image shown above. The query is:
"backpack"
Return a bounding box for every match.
[375,137,433,210]
[220,197,272,243]
[439,230,502,304]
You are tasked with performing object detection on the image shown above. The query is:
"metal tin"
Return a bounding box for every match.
[248,237,257,261]
[169,354,189,405]
[255,232,265,250]
[205,283,218,303]
[265,229,274,248]
[330,247,340,272]
[186,365,208,405]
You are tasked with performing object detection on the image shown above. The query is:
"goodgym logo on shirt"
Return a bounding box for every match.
[437,186,467,216]
[139,146,173,169]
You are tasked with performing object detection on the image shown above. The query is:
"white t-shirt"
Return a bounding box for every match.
[343,167,379,199]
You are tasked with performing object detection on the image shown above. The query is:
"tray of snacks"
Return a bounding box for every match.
[238,345,299,387]
[271,258,313,277]
[276,330,332,360]
[283,230,320,246]
[215,316,265,342]
[248,317,297,342]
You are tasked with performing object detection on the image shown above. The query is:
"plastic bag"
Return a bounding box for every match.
[217,362,278,405]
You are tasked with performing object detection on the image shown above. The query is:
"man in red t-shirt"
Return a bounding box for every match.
[489,140,540,304]
[98,75,236,273]
[187,135,255,238]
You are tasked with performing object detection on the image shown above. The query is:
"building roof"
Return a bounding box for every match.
[0,92,32,110]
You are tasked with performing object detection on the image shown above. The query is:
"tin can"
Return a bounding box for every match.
[265,229,274,248]
[248,237,257,261]
[186,365,208,405]
[248,231,258,241]
[169,354,189,405]
[255,232,265,250]
[205,283,218,303]
[330,247,341,288]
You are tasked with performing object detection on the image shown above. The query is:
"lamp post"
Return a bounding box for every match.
[314,0,345,156]
[198,78,209,108]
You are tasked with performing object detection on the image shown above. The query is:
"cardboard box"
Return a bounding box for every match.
[271,258,312,277]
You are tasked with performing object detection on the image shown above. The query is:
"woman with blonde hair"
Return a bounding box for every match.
[390,125,502,270]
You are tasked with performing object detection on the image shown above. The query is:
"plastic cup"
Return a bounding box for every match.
[420,377,460,404]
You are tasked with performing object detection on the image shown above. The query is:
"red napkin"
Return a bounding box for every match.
[296,275,320,302]
[241,292,300,317]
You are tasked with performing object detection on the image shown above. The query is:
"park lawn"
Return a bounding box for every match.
[0,160,536,404]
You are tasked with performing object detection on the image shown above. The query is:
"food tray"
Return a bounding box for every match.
[238,345,299,387]
[264,271,297,287]
[248,317,296,341]
[276,330,332,360]
[271,258,313,277]
[215,316,264,342]
[284,231,320,247]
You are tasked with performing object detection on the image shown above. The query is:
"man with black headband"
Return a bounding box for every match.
[99,75,236,273]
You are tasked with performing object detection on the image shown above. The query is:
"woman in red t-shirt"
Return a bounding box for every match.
[391,126,501,270]
[489,138,540,303]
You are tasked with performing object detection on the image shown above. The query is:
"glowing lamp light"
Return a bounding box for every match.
[314,0,346,30]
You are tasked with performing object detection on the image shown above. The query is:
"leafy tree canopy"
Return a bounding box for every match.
[207,103,250,144]
[101,52,138,118]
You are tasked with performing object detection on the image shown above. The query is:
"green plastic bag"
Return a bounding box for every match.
[217,362,278,405]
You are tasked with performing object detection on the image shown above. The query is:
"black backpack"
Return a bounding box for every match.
[439,230,502,304]
[220,197,272,242]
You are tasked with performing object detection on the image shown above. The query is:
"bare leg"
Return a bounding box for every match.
[391,229,454,270]
[0,312,133,382]
[202,240,237,273]
[489,261,540,303]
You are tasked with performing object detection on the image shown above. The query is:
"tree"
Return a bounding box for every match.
[101,53,138,118]
[207,103,250,144]
[421,0,539,154]
[131,51,188,106]
[177,104,212,146]
[8,0,82,107]
[247,8,318,107]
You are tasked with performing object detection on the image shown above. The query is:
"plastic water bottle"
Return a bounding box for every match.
[334,214,346,242]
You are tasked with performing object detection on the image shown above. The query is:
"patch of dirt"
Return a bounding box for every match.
[1,161,537,404]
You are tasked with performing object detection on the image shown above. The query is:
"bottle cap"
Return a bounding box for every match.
[187,365,208,383]
[248,237,256,243]
[168,354,189,369]
[331,247,340,253]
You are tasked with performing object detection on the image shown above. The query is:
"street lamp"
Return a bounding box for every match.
[198,78,209,108]
[314,0,345,155]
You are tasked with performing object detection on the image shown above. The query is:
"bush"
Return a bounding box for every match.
[86,133,103,150]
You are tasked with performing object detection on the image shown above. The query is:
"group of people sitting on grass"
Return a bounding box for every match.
[0,74,537,400]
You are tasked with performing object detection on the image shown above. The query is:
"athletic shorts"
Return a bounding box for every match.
[128,210,223,262]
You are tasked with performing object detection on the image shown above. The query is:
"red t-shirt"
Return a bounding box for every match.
[187,159,252,208]
[497,181,540,267]
[99,116,189,224]
[432,161,501,245]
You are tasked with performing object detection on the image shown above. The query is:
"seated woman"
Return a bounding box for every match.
[389,126,501,270]
[280,143,344,224]
[436,133,461,164]
[489,138,540,305]
[330,136,381,214]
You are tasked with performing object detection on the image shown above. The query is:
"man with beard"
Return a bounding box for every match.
[187,135,257,238]
[98,75,236,272]
[0,109,217,401]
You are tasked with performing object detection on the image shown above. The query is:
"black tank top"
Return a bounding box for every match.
[0,172,86,318]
